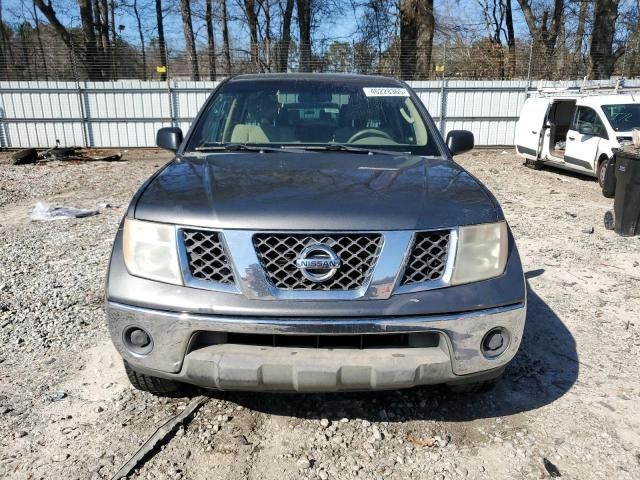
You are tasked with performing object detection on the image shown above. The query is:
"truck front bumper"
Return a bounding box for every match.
[106,301,526,392]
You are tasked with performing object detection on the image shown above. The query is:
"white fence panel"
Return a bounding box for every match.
[3,79,640,149]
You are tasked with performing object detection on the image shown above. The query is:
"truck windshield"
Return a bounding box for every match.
[186,79,441,156]
[601,104,640,132]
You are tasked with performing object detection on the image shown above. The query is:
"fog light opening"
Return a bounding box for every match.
[124,327,153,355]
[481,327,510,359]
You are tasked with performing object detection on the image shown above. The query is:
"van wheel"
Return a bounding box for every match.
[124,361,191,396]
[523,158,543,170]
[597,157,609,188]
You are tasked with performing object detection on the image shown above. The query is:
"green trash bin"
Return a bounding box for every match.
[612,147,640,236]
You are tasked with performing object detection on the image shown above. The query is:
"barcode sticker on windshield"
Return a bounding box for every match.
[363,87,410,97]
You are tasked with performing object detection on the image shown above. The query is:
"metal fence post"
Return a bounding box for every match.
[525,40,534,95]
[439,44,447,135]
[166,54,176,128]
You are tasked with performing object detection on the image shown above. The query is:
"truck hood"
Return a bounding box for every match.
[134,152,500,230]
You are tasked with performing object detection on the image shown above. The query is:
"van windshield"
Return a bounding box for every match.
[186,80,441,156]
[601,104,640,132]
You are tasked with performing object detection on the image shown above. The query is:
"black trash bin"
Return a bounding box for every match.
[601,155,617,198]
[611,148,640,236]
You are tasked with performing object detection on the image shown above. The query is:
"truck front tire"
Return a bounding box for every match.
[124,361,190,396]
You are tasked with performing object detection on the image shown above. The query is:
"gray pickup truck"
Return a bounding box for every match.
[106,74,526,395]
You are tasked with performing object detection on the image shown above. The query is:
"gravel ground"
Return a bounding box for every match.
[0,149,639,480]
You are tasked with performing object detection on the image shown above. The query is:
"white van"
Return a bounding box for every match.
[514,92,640,186]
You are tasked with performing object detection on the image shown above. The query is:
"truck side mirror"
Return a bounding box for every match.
[446,130,474,156]
[157,127,184,152]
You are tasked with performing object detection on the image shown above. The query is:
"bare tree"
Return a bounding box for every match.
[275,0,294,72]
[31,0,49,78]
[34,0,73,50]
[297,0,311,71]
[155,0,168,80]
[180,0,200,79]
[505,0,516,76]
[205,0,216,79]
[220,0,231,73]
[588,0,622,78]
[132,0,147,79]
[400,0,434,79]
[257,0,272,70]
[244,0,260,68]
[516,0,564,56]
[78,0,105,78]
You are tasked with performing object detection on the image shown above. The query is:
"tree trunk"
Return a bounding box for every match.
[206,0,216,80]
[0,4,6,80]
[575,0,588,54]
[276,0,294,72]
[400,0,425,80]
[516,0,564,56]
[415,0,434,79]
[110,0,116,77]
[297,0,312,72]
[554,21,566,79]
[588,0,620,79]
[180,0,200,80]
[35,0,74,50]
[78,0,103,79]
[505,0,516,76]
[100,0,109,76]
[133,0,147,79]
[244,0,259,69]
[261,0,272,71]
[155,0,168,80]
[32,0,49,79]
[220,0,231,74]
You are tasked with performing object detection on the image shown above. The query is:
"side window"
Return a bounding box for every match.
[572,106,608,139]
[197,94,235,144]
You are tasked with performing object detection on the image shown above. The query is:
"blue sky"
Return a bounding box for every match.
[3,0,531,49]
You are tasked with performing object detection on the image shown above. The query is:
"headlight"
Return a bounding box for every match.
[451,222,508,285]
[122,219,183,285]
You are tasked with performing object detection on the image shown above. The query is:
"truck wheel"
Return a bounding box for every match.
[523,158,543,170]
[597,157,609,188]
[124,361,190,396]
[448,376,501,394]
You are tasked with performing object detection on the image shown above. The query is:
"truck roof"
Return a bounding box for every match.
[227,73,404,86]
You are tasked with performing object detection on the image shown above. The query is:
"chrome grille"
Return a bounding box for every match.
[401,231,450,285]
[182,230,235,285]
[253,233,383,290]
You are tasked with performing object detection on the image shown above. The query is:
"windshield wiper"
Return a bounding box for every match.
[194,143,303,153]
[287,144,402,155]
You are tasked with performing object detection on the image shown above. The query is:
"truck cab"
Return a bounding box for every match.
[515,91,640,187]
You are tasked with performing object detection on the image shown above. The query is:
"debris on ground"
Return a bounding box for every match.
[110,395,208,480]
[31,201,99,220]
[11,143,123,166]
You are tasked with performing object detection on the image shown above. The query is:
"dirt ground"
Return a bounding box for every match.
[0,148,639,480]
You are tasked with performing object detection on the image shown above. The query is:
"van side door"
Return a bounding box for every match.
[565,106,608,173]
[515,98,551,160]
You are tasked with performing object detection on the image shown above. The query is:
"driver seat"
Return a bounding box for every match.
[333,102,368,143]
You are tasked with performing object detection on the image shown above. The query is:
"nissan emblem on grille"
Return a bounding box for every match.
[253,233,383,290]
[295,244,341,282]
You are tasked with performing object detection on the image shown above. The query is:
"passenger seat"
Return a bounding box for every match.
[230,123,296,143]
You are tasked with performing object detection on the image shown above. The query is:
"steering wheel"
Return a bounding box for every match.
[347,129,393,144]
